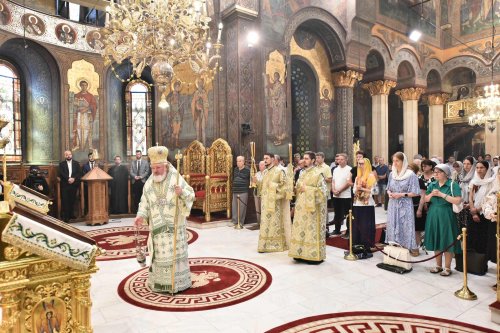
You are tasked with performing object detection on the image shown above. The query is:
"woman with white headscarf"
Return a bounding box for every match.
[481,166,499,265]
[386,152,421,250]
[457,156,475,228]
[424,164,462,276]
[468,160,496,258]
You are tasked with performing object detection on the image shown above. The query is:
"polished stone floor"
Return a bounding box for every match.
[74,208,499,333]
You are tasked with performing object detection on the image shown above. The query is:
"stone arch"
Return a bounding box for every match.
[369,36,395,79]
[392,48,424,85]
[441,56,484,82]
[423,58,443,79]
[426,69,442,93]
[396,60,416,89]
[364,49,385,82]
[283,7,346,70]
[0,38,60,162]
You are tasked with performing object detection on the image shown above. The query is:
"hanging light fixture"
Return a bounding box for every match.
[100,0,223,105]
[469,0,500,132]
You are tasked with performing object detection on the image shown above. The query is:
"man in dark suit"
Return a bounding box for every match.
[82,152,96,174]
[130,150,150,212]
[59,150,81,222]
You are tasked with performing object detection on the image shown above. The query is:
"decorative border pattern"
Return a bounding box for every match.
[265,311,498,333]
[2,214,97,270]
[118,257,272,312]
[87,226,198,261]
[0,2,99,53]
[9,184,50,214]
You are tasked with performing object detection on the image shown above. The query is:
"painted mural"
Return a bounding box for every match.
[460,0,500,35]
[160,62,214,150]
[265,50,287,146]
[379,0,436,37]
[68,60,100,161]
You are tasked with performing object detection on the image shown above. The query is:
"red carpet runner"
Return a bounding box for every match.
[87,226,198,261]
[265,311,498,333]
[118,257,272,312]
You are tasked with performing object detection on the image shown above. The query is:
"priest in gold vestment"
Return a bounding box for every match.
[289,151,328,263]
[258,153,292,252]
[135,145,195,293]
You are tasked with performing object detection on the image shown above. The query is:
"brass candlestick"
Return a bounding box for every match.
[249,142,256,188]
[455,228,477,300]
[171,150,183,295]
[344,209,357,261]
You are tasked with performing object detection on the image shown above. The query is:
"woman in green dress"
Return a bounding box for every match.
[424,164,462,276]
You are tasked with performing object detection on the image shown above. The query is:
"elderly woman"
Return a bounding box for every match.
[456,156,475,227]
[468,161,496,257]
[424,164,462,276]
[352,158,377,251]
[386,152,420,250]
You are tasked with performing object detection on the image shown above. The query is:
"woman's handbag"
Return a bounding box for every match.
[455,250,487,276]
[451,181,463,213]
[383,242,412,270]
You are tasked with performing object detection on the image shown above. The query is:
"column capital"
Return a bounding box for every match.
[426,93,451,106]
[332,70,363,88]
[362,80,397,96]
[395,87,425,101]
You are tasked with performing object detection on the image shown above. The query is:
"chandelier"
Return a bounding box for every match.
[101,0,223,105]
[469,0,499,132]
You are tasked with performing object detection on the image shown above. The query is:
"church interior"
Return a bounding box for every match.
[0,0,500,332]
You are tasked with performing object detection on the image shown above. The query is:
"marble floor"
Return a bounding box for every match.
[74,208,500,333]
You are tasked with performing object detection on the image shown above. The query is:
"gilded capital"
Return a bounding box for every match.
[395,87,425,101]
[427,93,451,106]
[362,80,396,96]
[332,70,363,88]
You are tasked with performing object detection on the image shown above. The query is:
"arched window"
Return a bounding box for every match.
[125,80,152,156]
[0,60,21,161]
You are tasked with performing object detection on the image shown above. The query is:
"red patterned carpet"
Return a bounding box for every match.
[117,257,272,312]
[327,223,385,250]
[87,226,198,261]
[265,311,498,333]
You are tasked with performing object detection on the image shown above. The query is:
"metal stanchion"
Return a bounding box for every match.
[235,194,243,229]
[344,209,357,261]
[455,227,477,300]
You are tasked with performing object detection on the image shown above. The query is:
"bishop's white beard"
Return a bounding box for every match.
[153,173,167,183]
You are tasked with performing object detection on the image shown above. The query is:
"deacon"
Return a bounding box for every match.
[258,153,291,252]
[108,155,129,214]
[289,151,328,264]
[134,146,195,294]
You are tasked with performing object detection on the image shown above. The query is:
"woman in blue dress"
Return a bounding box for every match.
[386,152,420,250]
[424,164,462,276]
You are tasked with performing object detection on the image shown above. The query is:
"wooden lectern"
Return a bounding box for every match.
[81,167,112,225]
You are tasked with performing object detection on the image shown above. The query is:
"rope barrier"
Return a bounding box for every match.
[348,209,463,264]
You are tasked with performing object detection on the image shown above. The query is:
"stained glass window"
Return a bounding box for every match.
[0,60,21,161]
[125,80,152,156]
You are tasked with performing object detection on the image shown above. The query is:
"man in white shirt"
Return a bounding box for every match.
[331,153,352,236]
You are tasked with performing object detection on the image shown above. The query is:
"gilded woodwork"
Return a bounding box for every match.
[395,87,425,101]
[332,70,363,88]
[427,93,451,106]
[445,98,483,124]
[183,140,206,175]
[362,80,396,96]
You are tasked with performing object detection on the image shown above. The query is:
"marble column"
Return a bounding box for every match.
[362,80,396,162]
[332,70,363,157]
[427,93,450,159]
[395,87,425,160]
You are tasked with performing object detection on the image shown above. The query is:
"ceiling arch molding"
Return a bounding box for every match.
[283,7,346,71]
